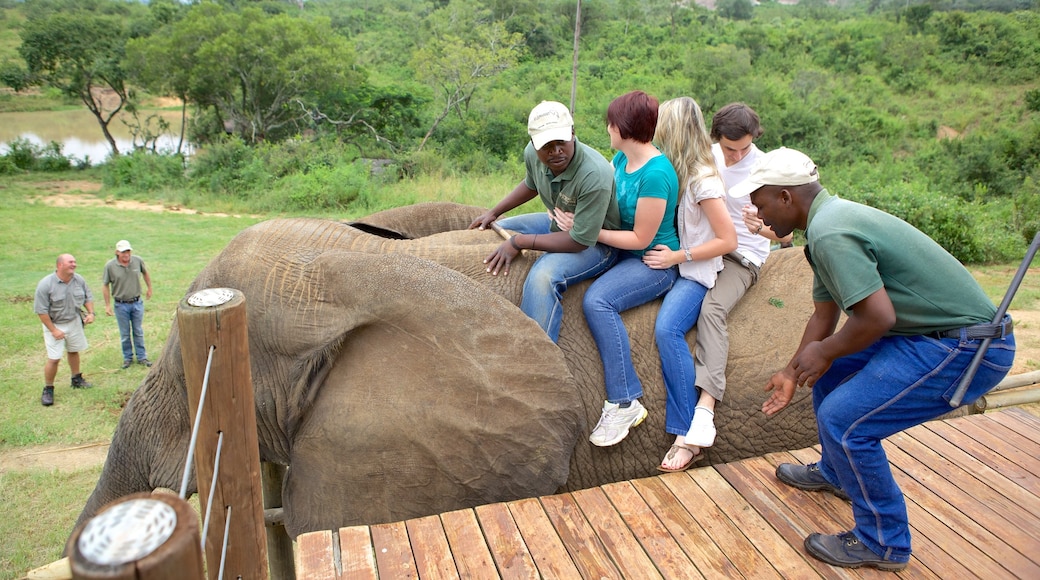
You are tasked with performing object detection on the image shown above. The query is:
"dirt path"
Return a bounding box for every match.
[0,442,109,474]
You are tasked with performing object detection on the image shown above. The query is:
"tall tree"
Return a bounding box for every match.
[411,0,524,152]
[18,9,132,156]
[144,6,362,144]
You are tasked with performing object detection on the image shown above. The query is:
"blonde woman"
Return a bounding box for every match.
[644,97,737,471]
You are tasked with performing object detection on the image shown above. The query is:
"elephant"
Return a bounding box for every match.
[74,201,819,539]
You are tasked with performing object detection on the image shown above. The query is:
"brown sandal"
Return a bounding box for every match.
[657,444,704,473]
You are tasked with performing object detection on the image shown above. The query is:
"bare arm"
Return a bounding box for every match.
[597,197,667,251]
[103,286,113,316]
[644,197,737,268]
[471,181,538,230]
[38,313,61,338]
[143,270,153,300]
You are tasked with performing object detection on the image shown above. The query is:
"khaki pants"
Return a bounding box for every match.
[693,253,759,401]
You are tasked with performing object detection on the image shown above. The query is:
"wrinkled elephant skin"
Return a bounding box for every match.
[76,202,818,539]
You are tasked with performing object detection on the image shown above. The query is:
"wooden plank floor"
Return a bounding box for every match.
[295,407,1040,579]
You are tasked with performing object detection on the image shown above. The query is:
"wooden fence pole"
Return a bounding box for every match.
[68,492,203,579]
[178,288,268,580]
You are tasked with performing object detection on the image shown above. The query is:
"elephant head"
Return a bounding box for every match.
[76,202,818,539]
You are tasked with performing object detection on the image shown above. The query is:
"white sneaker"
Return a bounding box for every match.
[685,406,716,448]
[589,400,648,447]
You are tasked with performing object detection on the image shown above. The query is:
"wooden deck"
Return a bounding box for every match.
[294,407,1040,579]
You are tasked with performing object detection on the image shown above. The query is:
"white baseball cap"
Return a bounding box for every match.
[728,147,819,198]
[115,240,133,252]
[528,101,574,150]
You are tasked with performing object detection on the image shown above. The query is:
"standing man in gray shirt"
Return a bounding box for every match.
[34,253,96,406]
[102,239,154,369]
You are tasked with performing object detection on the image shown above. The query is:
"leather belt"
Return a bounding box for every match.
[115,296,140,304]
[929,316,1013,340]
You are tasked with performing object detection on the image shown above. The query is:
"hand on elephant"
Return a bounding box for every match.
[550,208,575,232]
[642,244,677,269]
[483,240,521,276]
[470,210,499,231]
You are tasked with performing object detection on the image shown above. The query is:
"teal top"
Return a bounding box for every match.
[611,151,680,256]
[805,190,996,335]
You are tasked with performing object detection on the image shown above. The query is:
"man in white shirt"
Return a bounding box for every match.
[685,103,793,448]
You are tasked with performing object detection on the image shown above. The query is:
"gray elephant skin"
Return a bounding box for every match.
[74,201,818,539]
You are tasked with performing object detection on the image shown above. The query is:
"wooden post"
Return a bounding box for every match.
[262,461,296,580]
[177,288,268,580]
[68,492,203,579]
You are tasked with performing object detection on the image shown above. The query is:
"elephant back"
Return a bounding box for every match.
[354,203,821,488]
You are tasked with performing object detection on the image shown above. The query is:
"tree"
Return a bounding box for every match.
[158,6,361,144]
[717,0,753,21]
[411,1,524,152]
[18,9,133,156]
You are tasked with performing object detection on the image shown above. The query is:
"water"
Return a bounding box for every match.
[0,108,190,164]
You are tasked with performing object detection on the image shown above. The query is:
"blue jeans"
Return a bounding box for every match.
[115,299,147,362]
[811,325,1015,562]
[655,277,709,435]
[583,253,677,403]
[497,213,618,342]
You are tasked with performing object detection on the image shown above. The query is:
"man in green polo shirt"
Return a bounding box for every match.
[102,239,154,369]
[733,147,1016,572]
[470,100,620,343]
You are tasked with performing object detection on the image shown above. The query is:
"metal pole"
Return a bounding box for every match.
[950,232,1040,407]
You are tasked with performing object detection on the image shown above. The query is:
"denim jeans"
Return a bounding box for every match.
[115,299,147,362]
[811,325,1015,562]
[655,277,709,435]
[583,253,677,403]
[497,213,618,342]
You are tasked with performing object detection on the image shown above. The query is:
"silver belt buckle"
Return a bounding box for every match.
[740,256,751,268]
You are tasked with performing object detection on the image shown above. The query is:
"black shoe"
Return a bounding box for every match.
[41,386,54,406]
[70,374,93,389]
[805,531,907,571]
[138,358,151,367]
[122,360,132,369]
[776,463,850,501]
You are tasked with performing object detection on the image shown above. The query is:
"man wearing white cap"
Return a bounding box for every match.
[102,239,154,368]
[734,147,1015,571]
[470,101,620,343]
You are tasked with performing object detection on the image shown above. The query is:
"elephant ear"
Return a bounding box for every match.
[281,251,582,536]
[346,201,487,239]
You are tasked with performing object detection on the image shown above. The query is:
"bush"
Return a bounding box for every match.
[102,151,185,192]
[271,161,371,212]
[186,136,260,194]
[0,138,78,172]
[4,137,40,170]
[848,183,1015,263]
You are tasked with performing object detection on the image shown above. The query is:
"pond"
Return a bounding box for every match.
[0,108,190,164]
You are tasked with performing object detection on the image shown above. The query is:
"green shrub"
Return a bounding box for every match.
[102,151,185,192]
[187,136,259,194]
[4,137,39,170]
[36,141,72,172]
[275,161,371,212]
[849,183,1013,263]
[0,153,19,175]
